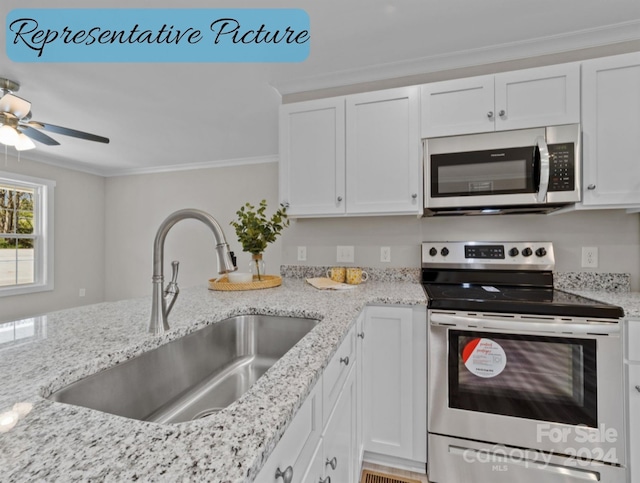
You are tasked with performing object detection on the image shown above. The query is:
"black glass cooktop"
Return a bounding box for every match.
[423,283,624,319]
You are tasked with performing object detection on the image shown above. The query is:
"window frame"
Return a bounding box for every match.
[0,171,55,297]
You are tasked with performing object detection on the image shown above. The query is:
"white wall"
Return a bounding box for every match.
[104,161,282,301]
[0,155,105,323]
[281,209,640,290]
[103,160,640,299]
[2,156,637,322]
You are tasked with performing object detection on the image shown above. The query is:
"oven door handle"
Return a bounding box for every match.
[430,312,620,335]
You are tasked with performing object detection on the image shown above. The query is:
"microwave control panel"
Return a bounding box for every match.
[548,143,575,192]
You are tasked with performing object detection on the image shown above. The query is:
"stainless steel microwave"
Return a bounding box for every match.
[423,124,581,215]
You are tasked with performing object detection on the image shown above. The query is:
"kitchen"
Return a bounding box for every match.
[1,1,640,482]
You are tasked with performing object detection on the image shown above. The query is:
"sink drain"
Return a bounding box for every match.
[192,408,224,420]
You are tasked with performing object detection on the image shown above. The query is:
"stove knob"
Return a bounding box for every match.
[535,247,547,257]
[441,247,450,257]
[508,247,519,257]
[522,247,533,257]
[429,247,437,257]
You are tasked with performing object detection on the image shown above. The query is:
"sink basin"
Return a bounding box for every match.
[48,314,319,424]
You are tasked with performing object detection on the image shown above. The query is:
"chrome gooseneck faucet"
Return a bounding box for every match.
[149,208,237,335]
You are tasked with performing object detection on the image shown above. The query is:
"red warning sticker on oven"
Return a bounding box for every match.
[462,338,507,378]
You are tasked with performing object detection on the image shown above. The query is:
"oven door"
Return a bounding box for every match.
[428,310,625,466]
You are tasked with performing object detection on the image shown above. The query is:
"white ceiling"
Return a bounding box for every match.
[1,0,639,176]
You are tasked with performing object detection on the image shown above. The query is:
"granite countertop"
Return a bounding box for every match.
[2,268,638,482]
[0,277,426,482]
[554,271,640,318]
[564,290,640,318]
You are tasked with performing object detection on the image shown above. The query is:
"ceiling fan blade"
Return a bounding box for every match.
[19,126,60,146]
[0,93,31,119]
[28,120,109,144]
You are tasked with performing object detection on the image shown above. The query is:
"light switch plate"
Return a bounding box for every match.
[337,245,354,263]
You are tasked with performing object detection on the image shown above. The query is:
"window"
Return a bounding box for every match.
[0,171,55,296]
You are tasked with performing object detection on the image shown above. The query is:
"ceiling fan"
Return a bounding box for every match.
[0,77,109,151]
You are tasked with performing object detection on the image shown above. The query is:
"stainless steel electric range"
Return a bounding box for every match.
[422,241,627,483]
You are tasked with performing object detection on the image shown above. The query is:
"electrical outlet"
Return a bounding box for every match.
[581,247,598,268]
[79,288,86,297]
[297,246,307,262]
[337,245,354,263]
[380,246,391,263]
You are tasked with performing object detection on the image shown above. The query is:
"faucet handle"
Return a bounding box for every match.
[164,261,180,315]
[169,260,179,284]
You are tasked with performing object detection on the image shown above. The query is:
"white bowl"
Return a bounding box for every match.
[228,272,253,284]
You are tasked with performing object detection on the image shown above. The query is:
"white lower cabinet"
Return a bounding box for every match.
[304,364,358,483]
[360,305,427,467]
[256,381,322,483]
[626,318,640,483]
[258,305,426,482]
[301,440,324,483]
[323,363,357,483]
[628,365,640,483]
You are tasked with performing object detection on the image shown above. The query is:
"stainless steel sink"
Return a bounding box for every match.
[48,315,319,424]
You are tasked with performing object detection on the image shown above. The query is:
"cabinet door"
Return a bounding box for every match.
[256,382,322,483]
[581,52,640,207]
[323,326,355,427]
[421,75,495,137]
[323,363,357,483]
[494,63,580,131]
[629,364,640,483]
[346,87,421,214]
[300,440,324,483]
[355,311,365,467]
[279,98,346,216]
[362,306,415,459]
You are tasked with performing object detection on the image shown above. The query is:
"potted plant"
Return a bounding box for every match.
[230,200,289,281]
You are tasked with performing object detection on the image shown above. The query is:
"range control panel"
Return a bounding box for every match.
[422,241,555,270]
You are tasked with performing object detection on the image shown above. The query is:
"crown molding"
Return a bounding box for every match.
[5,151,278,178]
[273,19,640,95]
[103,154,279,177]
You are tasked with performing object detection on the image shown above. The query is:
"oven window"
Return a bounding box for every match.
[448,331,597,427]
[430,146,535,197]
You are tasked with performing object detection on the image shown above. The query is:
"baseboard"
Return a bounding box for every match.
[363,451,427,475]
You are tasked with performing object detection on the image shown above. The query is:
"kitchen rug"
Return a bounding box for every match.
[360,469,422,483]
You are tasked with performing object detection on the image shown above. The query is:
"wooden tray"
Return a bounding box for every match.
[208,274,282,291]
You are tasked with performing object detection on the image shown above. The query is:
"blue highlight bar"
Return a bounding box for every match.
[6,9,310,62]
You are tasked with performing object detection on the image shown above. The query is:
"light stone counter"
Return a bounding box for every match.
[555,271,640,318]
[0,278,426,482]
[564,290,640,319]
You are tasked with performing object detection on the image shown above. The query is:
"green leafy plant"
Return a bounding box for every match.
[230,200,289,279]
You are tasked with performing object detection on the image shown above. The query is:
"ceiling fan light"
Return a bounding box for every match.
[15,133,36,151]
[0,125,19,146]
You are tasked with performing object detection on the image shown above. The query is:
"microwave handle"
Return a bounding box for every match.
[535,136,550,203]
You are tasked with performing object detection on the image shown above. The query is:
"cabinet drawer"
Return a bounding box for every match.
[628,319,640,362]
[256,381,322,483]
[323,326,355,426]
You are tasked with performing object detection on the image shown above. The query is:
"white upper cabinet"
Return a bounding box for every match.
[421,75,495,137]
[279,98,346,216]
[581,52,640,208]
[346,87,421,215]
[279,87,421,217]
[421,63,580,137]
